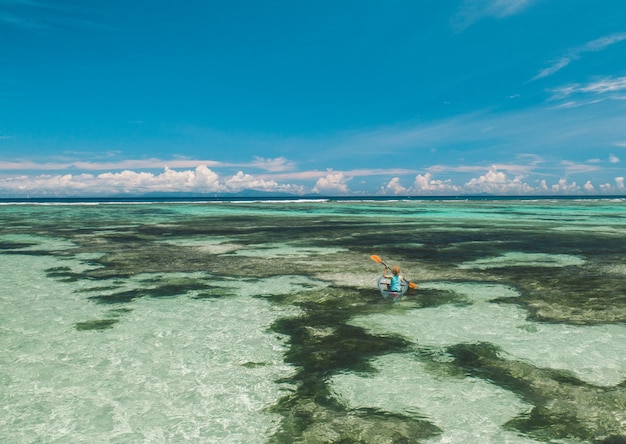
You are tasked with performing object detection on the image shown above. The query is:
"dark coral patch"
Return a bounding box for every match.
[75,319,119,331]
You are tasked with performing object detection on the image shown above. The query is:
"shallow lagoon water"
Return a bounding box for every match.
[345,282,626,386]
[330,353,539,444]
[1,255,299,443]
[1,198,626,443]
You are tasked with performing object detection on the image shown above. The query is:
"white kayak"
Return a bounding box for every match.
[377,276,408,299]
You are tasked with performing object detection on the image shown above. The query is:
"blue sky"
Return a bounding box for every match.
[1,0,625,196]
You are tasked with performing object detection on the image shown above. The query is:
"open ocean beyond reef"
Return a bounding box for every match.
[1,197,626,444]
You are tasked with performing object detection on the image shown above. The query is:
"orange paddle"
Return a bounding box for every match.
[370,255,418,289]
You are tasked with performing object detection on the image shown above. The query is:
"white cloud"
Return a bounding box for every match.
[551,178,581,193]
[583,33,626,52]
[583,180,595,192]
[1,162,624,197]
[258,168,415,182]
[561,160,601,174]
[548,100,582,110]
[0,166,224,196]
[388,168,622,196]
[428,162,537,176]
[533,57,572,80]
[599,182,612,192]
[464,167,535,194]
[550,76,626,100]
[250,157,296,172]
[225,171,303,194]
[0,156,299,173]
[25,173,97,193]
[96,165,225,193]
[96,170,159,192]
[321,101,626,174]
[312,170,350,195]
[609,154,620,163]
[374,168,624,196]
[0,160,66,170]
[453,0,535,31]
[489,0,535,17]
[194,164,223,188]
[0,0,108,32]
[577,77,626,95]
[0,158,224,171]
[534,33,626,81]
[381,177,408,195]
[469,167,504,183]
[412,173,461,194]
[3,165,308,196]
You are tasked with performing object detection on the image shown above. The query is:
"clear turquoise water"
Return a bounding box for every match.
[1,199,625,443]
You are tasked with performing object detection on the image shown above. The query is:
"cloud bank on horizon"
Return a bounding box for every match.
[1,0,625,197]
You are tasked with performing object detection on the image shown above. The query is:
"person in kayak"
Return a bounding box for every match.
[383,265,403,293]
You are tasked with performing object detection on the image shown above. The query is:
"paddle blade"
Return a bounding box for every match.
[408,281,419,289]
[370,255,383,264]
